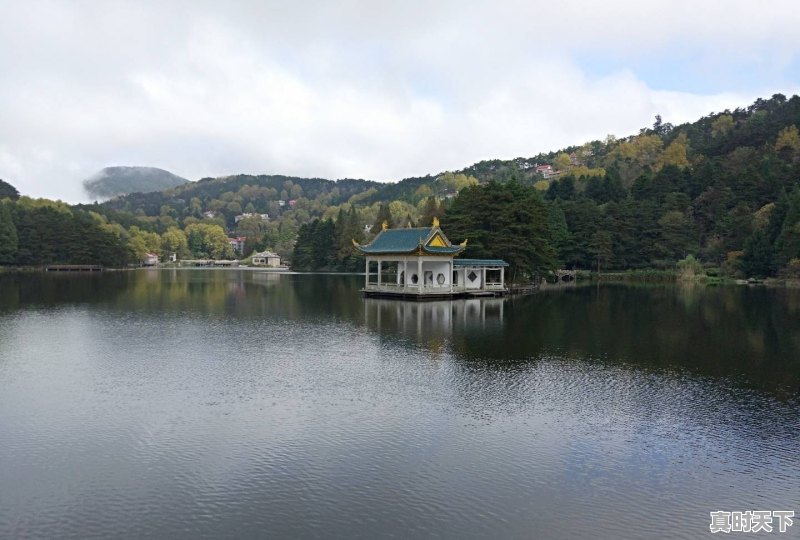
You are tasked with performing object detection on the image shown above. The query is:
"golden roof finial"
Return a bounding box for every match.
[432,216,440,227]
[381,220,388,231]
[460,239,468,247]
[351,238,360,247]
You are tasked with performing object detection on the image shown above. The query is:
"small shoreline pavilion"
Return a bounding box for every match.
[353,218,508,299]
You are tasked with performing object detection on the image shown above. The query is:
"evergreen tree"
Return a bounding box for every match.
[0,201,18,264]
[546,203,572,266]
[419,196,443,226]
[443,180,556,282]
[292,222,316,270]
[740,229,775,278]
[370,203,393,234]
[312,219,336,269]
[774,185,800,265]
[589,230,613,272]
[0,179,20,201]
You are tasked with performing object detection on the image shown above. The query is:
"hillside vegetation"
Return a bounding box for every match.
[1,94,800,279]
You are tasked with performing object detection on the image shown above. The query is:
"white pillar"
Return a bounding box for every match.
[500,267,505,289]
[377,259,382,287]
[449,259,453,293]
[482,267,486,290]
[365,257,370,288]
[417,258,423,293]
[404,258,408,292]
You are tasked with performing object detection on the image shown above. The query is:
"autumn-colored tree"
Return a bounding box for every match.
[161,227,189,259]
[128,226,162,260]
[711,114,734,138]
[553,152,572,171]
[184,223,233,259]
[775,125,800,159]
[656,133,690,170]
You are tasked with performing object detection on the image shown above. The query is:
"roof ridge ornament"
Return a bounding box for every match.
[352,239,360,247]
[382,220,389,231]
[460,239,468,247]
[432,216,440,227]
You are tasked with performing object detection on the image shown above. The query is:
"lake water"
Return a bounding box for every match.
[1,270,799,539]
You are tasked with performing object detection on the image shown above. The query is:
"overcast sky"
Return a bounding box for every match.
[1,0,799,202]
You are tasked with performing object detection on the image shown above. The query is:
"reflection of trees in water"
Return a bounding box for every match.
[481,285,800,397]
[0,271,129,311]
[2,272,798,396]
[364,283,800,397]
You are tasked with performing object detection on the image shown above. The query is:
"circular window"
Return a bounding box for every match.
[436,273,445,285]
[411,274,418,284]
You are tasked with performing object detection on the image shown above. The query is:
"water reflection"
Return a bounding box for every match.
[363,297,504,348]
[1,271,799,396]
[1,271,799,539]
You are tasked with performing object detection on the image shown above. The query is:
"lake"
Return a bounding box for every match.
[0,270,798,539]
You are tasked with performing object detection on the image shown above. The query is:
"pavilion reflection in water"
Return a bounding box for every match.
[363,296,505,341]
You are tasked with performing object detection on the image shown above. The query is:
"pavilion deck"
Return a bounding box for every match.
[361,282,507,299]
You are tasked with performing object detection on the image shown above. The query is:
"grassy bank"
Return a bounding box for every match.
[577,269,678,282]
[575,268,740,285]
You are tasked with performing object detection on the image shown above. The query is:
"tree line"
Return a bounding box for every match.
[3,94,800,279]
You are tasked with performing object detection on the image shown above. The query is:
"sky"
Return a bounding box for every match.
[1,0,799,203]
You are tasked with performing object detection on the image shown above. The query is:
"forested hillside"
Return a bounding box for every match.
[1,94,800,278]
[292,93,800,278]
[83,166,189,200]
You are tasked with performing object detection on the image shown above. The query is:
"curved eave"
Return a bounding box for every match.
[354,246,465,256]
[422,246,465,255]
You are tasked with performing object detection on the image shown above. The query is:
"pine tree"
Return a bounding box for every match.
[444,180,556,282]
[370,203,393,234]
[741,229,775,278]
[0,179,19,201]
[419,196,442,226]
[0,201,18,264]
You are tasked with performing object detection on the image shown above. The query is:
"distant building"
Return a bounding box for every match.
[143,252,159,266]
[278,200,286,207]
[228,237,246,255]
[252,250,281,267]
[203,211,217,219]
[234,213,269,223]
[288,199,297,207]
[168,252,177,263]
[535,164,558,179]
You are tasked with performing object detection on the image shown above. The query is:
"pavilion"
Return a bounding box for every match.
[353,218,508,298]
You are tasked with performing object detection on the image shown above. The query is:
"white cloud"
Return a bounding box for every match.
[0,0,798,202]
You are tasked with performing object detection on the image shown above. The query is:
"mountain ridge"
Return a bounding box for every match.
[83,166,189,200]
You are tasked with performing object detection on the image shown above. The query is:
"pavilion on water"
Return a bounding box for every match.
[353,218,508,298]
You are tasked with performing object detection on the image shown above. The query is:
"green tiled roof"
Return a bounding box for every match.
[453,259,509,267]
[423,246,463,254]
[355,227,465,255]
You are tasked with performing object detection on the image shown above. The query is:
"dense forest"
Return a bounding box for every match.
[1,94,799,279]
[291,94,800,279]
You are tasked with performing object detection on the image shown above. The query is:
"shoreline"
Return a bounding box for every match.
[4,264,799,287]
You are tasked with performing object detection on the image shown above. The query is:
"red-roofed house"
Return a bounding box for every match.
[228,237,246,255]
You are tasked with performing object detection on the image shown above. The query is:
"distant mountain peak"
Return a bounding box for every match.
[83,166,189,200]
